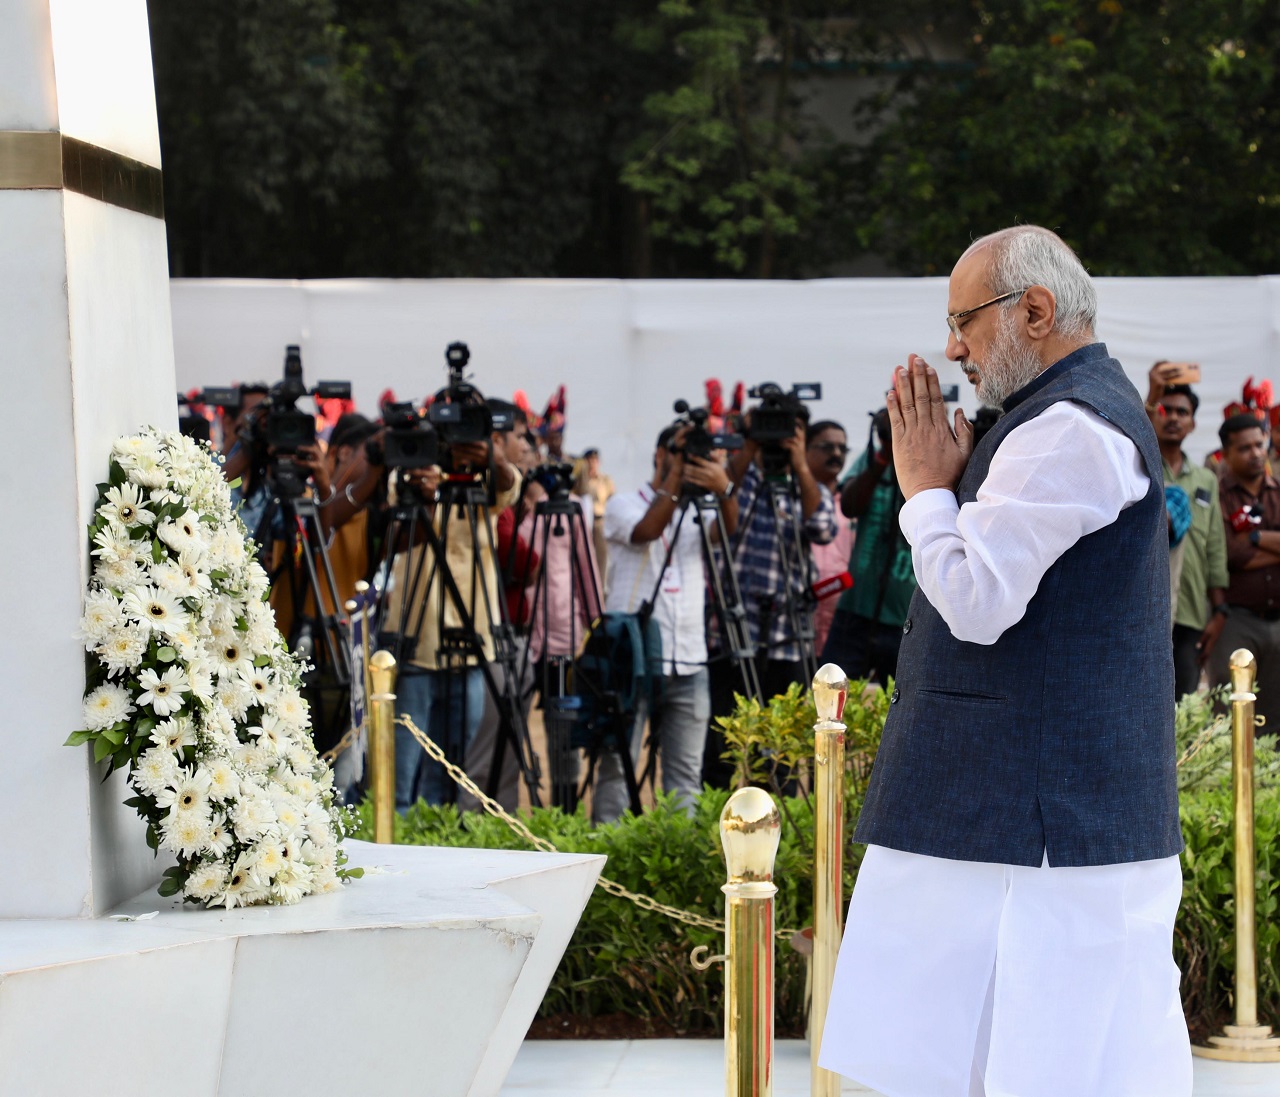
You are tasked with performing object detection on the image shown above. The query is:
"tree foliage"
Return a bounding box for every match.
[854,0,1280,275]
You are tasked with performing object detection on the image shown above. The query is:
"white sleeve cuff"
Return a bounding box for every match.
[898,488,960,545]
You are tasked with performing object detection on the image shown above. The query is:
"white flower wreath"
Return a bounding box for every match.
[68,428,358,907]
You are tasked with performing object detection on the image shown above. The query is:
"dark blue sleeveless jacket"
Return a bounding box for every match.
[854,343,1183,867]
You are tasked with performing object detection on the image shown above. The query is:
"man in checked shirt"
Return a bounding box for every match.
[701,401,837,788]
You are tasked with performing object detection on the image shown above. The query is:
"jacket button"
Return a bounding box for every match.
[902,618,912,635]
[891,688,900,704]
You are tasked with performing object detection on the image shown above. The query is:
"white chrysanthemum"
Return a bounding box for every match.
[287,773,318,801]
[206,760,239,803]
[272,858,313,905]
[96,557,145,592]
[216,677,254,721]
[100,482,155,528]
[121,585,189,639]
[207,528,247,571]
[150,716,196,754]
[186,657,216,705]
[232,740,270,776]
[205,815,234,858]
[81,590,125,644]
[137,665,189,716]
[131,747,180,797]
[113,434,162,462]
[185,861,228,902]
[155,767,212,815]
[311,868,342,894]
[94,623,149,676]
[284,742,314,775]
[127,452,168,489]
[272,687,309,733]
[250,841,286,885]
[83,683,135,731]
[157,511,203,555]
[162,809,213,858]
[232,794,278,842]
[202,701,237,744]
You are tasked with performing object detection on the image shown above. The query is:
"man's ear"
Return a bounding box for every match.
[1023,285,1056,341]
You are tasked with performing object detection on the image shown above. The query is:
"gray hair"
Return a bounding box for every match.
[963,226,1097,340]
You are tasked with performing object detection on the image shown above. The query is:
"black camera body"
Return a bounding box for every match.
[670,400,744,461]
[427,341,513,448]
[240,346,353,457]
[531,461,576,499]
[380,401,440,470]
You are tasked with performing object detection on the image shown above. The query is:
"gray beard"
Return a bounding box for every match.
[972,310,1044,409]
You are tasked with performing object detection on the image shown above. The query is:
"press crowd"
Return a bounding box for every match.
[189,360,1278,820]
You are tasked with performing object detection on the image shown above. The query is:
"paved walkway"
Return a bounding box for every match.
[500,1039,1280,1097]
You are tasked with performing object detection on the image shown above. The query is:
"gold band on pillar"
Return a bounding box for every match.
[0,131,164,219]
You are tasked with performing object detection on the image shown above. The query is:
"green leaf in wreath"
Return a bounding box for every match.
[64,729,94,747]
[145,825,159,852]
[157,876,181,897]
[100,727,126,748]
[108,461,127,487]
[135,717,157,737]
[156,646,177,663]
[93,736,116,763]
[253,654,272,668]
[151,539,165,564]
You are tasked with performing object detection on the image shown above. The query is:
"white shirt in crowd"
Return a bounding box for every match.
[899,401,1150,645]
[603,487,707,676]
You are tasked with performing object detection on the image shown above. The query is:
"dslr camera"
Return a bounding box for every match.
[746,381,821,476]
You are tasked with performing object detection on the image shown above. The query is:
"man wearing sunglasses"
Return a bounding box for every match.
[820,226,1189,1097]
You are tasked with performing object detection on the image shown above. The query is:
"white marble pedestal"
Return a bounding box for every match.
[0,841,603,1097]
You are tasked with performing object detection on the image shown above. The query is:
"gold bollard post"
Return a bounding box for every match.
[810,664,848,1097]
[367,650,398,844]
[1193,648,1280,1062]
[693,787,782,1097]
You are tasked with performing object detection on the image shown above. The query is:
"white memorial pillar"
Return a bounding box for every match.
[0,0,177,916]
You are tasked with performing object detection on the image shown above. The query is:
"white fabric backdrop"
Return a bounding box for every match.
[171,277,1280,493]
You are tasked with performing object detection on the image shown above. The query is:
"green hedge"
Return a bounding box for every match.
[358,685,1280,1037]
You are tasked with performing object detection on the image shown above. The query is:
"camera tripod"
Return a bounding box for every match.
[254,466,353,749]
[373,471,543,808]
[515,482,605,812]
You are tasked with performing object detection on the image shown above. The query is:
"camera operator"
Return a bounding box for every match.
[820,408,918,685]
[219,383,271,531]
[381,418,522,810]
[593,424,738,823]
[458,398,540,812]
[700,401,836,787]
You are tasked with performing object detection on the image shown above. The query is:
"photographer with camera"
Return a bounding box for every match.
[379,361,524,811]
[701,386,837,787]
[592,422,738,823]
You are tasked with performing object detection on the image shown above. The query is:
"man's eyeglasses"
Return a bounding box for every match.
[946,288,1026,342]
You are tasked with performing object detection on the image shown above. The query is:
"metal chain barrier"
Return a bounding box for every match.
[321,725,359,764]
[397,714,800,941]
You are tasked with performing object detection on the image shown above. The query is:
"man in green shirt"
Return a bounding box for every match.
[1146,364,1229,698]
[819,409,918,684]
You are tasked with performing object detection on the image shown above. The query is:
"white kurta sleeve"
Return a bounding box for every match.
[898,402,1151,645]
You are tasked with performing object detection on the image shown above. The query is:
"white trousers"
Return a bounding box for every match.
[818,845,1192,1097]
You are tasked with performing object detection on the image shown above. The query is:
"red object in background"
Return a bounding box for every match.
[811,571,852,601]
[1229,506,1263,534]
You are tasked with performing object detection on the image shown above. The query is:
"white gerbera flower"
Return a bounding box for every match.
[240,668,278,705]
[155,767,212,815]
[91,525,143,565]
[150,716,196,754]
[157,511,203,555]
[205,816,234,858]
[272,688,309,732]
[100,482,155,528]
[211,637,253,681]
[250,841,286,885]
[272,795,306,838]
[272,859,313,905]
[162,809,213,858]
[81,590,125,645]
[83,683,135,731]
[185,861,228,902]
[121,585,188,639]
[136,665,189,716]
[247,714,289,756]
[177,550,212,594]
[216,854,257,909]
[202,701,237,745]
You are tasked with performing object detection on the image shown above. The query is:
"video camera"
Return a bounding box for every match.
[427,342,514,448]
[746,381,821,476]
[379,401,440,470]
[529,462,577,500]
[669,400,744,461]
